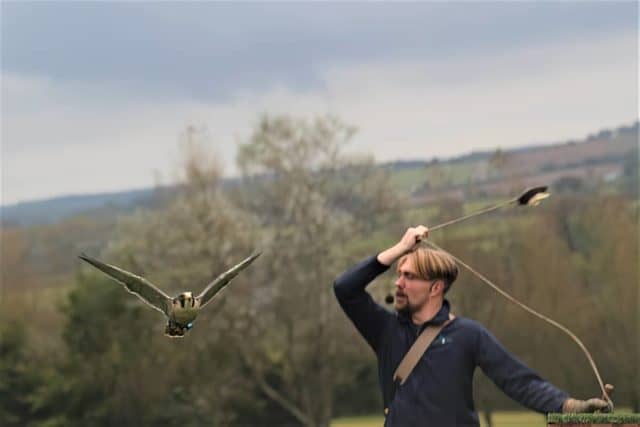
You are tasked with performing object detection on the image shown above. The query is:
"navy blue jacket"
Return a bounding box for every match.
[334,255,569,427]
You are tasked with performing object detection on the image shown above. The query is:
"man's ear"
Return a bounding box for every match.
[430,280,445,296]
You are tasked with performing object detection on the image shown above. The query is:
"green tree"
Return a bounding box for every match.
[98,125,262,426]
[563,196,639,411]
[0,322,42,427]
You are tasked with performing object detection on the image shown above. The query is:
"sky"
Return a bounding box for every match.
[1,1,638,206]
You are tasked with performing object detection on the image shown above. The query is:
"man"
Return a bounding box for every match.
[334,225,611,426]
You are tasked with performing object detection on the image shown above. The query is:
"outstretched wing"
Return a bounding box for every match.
[196,252,261,308]
[79,253,172,317]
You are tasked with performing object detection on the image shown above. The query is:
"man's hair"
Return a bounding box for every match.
[397,247,459,294]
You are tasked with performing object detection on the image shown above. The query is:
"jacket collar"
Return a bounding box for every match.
[397,299,451,330]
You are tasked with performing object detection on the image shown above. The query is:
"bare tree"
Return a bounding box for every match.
[229,114,405,427]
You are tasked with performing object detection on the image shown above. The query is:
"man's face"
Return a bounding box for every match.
[394,256,436,315]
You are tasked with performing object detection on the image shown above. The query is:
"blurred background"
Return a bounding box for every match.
[1,2,637,426]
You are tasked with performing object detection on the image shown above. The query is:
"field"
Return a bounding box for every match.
[332,409,637,427]
[331,411,546,427]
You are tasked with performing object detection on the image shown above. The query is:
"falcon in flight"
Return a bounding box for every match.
[78,252,261,337]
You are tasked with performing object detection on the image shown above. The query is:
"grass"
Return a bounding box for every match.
[389,168,428,194]
[388,162,480,194]
[331,415,383,427]
[331,411,546,426]
[547,412,640,424]
[332,409,638,427]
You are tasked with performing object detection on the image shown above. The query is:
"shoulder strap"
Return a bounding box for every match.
[392,313,455,386]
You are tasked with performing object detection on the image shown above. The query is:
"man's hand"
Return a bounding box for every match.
[377,225,429,266]
[563,383,615,413]
[562,397,612,413]
[398,225,429,253]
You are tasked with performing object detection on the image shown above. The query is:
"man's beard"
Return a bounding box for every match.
[397,304,414,316]
[395,294,429,316]
[395,296,418,316]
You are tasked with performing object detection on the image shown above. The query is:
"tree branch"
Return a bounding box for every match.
[237,341,312,427]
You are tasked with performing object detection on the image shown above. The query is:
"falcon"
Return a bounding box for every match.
[78,252,261,337]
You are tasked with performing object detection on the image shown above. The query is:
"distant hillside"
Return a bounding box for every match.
[2,121,637,227]
[386,121,638,200]
[0,188,158,227]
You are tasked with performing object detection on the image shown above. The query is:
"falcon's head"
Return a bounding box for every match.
[174,292,195,308]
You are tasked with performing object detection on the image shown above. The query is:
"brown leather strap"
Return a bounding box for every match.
[392,313,455,386]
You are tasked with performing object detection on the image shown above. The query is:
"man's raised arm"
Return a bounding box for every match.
[333,226,429,352]
[334,254,392,352]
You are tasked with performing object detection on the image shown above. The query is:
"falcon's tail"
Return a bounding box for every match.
[164,320,189,338]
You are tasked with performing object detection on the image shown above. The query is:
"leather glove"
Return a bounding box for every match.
[562,384,614,413]
[563,398,611,413]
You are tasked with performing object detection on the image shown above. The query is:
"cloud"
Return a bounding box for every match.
[3,2,636,98]
[2,30,636,205]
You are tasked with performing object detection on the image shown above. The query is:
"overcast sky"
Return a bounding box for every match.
[1,1,637,206]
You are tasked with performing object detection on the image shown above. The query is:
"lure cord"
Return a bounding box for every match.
[429,200,513,232]
[422,238,614,409]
